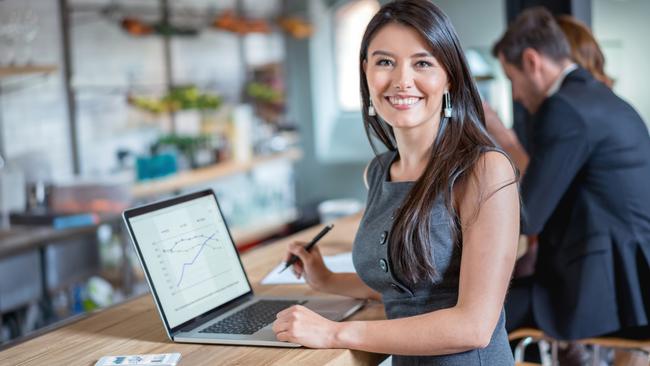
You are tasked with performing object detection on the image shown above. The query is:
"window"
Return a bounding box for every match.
[309,0,378,162]
[334,0,379,111]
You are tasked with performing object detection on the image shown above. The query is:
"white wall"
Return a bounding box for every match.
[593,0,650,129]
[433,0,505,49]
[0,0,73,181]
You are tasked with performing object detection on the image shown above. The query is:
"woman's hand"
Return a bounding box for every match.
[272,305,341,348]
[285,241,333,291]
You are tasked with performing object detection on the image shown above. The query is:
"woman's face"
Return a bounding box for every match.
[364,22,449,131]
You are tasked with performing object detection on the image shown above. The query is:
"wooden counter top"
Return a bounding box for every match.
[0,213,388,366]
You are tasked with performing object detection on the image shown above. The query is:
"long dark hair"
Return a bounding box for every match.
[359,0,511,284]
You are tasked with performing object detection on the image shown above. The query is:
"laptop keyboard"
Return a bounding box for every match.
[199,300,303,335]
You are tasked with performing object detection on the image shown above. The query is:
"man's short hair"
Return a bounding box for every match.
[492,7,571,68]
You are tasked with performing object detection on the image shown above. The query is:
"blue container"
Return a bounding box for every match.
[136,153,178,181]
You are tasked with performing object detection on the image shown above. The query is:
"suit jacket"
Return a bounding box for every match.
[521,67,650,340]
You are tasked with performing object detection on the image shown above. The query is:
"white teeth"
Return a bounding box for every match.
[388,96,419,106]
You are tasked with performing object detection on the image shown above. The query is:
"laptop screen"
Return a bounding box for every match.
[126,192,251,329]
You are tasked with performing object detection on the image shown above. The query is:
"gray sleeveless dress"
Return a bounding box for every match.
[352,151,514,366]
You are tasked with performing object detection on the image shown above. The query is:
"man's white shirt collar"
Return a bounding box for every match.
[546,63,578,97]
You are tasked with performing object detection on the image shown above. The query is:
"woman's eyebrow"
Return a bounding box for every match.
[370,50,433,58]
[371,50,394,57]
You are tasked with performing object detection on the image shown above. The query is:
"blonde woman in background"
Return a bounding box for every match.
[556,14,613,88]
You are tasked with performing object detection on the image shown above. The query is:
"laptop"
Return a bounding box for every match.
[123,189,364,347]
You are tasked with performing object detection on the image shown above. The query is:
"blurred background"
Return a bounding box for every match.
[0,0,648,347]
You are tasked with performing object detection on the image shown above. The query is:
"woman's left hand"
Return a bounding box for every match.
[272,305,341,348]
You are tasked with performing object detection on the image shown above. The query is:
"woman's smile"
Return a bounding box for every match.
[385,94,424,110]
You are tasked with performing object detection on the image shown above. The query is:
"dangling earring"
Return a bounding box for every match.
[368,99,376,116]
[443,90,452,118]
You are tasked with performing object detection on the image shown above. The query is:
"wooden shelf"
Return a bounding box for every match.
[131,148,303,198]
[0,65,58,78]
[474,75,495,82]
[0,214,121,260]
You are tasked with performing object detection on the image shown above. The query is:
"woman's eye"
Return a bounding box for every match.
[376,59,393,67]
[415,60,433,68]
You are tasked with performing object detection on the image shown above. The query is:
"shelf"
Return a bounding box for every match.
[0,65,58,78]
[131,148,303,198]
[0,214,121,260]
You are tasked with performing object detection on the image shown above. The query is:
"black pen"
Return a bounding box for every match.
[279,224,334,274]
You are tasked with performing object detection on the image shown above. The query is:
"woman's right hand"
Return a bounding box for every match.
[285,241,332,291]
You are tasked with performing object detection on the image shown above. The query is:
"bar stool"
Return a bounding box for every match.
[510,327,650,366]
[577,335,650,365]
[508,328,559,366]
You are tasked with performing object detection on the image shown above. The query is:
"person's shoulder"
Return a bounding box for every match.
[554,68,611,110]
[561,70,645,127]
[537,93,588,134]
[541,94,580,115]
[459,149,517,194]
[475,149,518,185]
[456,149,518,219]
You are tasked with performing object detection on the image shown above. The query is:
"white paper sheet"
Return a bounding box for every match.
[260,252,355,285]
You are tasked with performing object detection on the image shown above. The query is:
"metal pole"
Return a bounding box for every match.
[236,0,246,103]
[160,0,175,133]
[0,83,5,159]
[59,0,81,174]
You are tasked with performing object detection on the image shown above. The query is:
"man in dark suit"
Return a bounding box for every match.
[485,6,650,343]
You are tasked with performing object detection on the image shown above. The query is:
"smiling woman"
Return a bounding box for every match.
[272,1,520,365]
[364,23,448,131]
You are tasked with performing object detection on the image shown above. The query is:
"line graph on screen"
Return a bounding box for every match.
[152,224,233,295]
